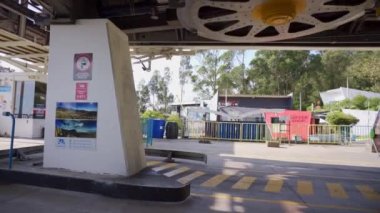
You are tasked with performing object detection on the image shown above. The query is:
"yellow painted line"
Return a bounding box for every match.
[177,171,205,184]
[326,183,348,199]
[192,193,378,213]
[297,180,314,196]
[163,167,190,177]
[264,178,284,193]
[201,174,231,188]
[151,163,177,172]
[356,185,380,201]
[232,176,256,190]
[146,161,161,166]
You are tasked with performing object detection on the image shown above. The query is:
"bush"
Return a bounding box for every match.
[166,114,183,130]
[141,110,165,120]
[351,95,367,109]
[326,111,359,125]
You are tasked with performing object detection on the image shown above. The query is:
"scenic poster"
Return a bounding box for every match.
[55,102,98,138]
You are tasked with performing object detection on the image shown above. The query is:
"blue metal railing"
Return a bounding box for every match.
[141,119,154,147]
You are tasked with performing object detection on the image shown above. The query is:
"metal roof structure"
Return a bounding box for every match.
[1,0,380,49]
[0,28,48,72]
[0,0,380,73]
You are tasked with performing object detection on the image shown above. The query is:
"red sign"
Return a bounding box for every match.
[75,83,88,100]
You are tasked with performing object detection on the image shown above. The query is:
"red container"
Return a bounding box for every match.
[265,110,313,142]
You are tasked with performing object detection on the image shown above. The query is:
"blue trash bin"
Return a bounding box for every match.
[152,119,166,138]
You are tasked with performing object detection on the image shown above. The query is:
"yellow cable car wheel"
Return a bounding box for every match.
[177,0,375,42]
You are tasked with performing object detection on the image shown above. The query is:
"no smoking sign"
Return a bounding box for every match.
[74,53,93,81]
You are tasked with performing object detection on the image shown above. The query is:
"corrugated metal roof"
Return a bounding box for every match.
[320,87,380,104]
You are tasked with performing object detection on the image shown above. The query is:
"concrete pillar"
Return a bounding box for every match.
[43,19,146,176]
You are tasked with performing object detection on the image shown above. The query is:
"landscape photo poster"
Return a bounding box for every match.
[55,102,98,138]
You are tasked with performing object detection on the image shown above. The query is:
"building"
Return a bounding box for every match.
[0,72,47,138]
[216,94,293,121]
[320,87,380,104]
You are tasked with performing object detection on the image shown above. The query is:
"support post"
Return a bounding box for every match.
[2,112,15,169]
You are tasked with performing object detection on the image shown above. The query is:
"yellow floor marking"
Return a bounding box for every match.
[356,185,380,201]
[232,176,256,190]
[147,161,161,166]
[201,174,231,188]
[163,167,190,177]
[151,163,177,172]
[326,183,348,199]
[177,171,205,184]
[264,178,284,193]
[297,180,314,196]
[192,193,377,213]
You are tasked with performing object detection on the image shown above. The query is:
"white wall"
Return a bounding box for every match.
[343,109,378,127]
[1,118,44,138]
[43,19,145,176]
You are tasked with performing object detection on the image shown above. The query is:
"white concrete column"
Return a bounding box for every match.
[43,19,146,176]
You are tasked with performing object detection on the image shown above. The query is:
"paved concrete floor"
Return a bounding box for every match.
[151,139,380,168]
[0,139,380,212]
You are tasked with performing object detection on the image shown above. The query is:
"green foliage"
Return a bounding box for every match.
[369,98,380,110]
[166,114,183,130]
[323,99,353,111]
[351,95,367,109]
[326,111,359,125]
[141,110,165,120]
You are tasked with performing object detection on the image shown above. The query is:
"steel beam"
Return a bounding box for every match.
[0,56,40,72]
[4,53,48,59]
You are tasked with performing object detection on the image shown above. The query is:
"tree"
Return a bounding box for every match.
[179,56,192,103]
[320,51,353,90]
[148,70,160,108]
[157,67,174,113]
[347,51,380,92]
[137,68,174,113]
[191,50,234,99]
[248,50,323,109]
[136,80,150,113]
[249,50,311,95]
[225,50,251,94]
